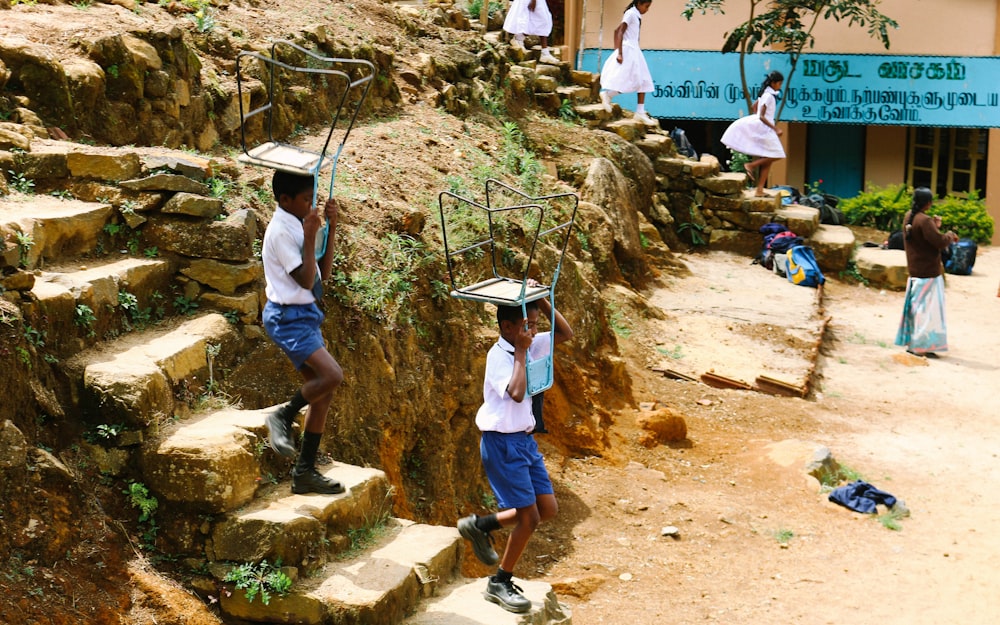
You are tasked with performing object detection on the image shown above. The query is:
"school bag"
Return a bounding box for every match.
[670,127,698,159]
[786,245,825,287]
[944,238,977,275]
[768,231,804,254]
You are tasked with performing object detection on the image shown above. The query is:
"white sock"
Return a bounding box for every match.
[515,34,525,42]
[607,90,620,98]
[636,104,646,114]
[541,47,549,54]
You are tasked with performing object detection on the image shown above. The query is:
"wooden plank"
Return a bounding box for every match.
[754,374,807,398]
[701,372,754,391]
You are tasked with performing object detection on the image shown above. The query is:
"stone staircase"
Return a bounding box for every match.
[0,139,570,624]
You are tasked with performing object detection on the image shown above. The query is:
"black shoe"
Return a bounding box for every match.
[484,576,531,614]
[266,410,296,457]
[458,515,499,565]
[291,468,345,495]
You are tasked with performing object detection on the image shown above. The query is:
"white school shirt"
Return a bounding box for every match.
[475,332,553,433]
[262,206,319,305]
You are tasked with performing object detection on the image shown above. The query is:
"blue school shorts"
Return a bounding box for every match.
[263,301,326,370]
[480,431,553,510]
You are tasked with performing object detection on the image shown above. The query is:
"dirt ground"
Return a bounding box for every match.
[529,247,1000,625]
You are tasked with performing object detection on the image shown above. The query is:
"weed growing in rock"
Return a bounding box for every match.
[73,304,97,338]
[173,295,199,316]
[126,482,159,550]
[8,170,34,194]
[773,528,794,544]
[224,560,292,605]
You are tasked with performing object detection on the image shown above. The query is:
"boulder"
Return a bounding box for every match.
[808,224,856,272]
[121,173,210,194]
[143,209,256,262]
[580,158,646,276]
[161,192,225,218]
[775,205,820,238]
[636,407,688,447]
[854,247,908,290]
[180,259,262,295]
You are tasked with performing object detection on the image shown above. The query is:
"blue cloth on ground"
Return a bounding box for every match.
[828,480,897,514]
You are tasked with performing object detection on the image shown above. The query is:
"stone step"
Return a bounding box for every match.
[219,520,462,625]
[602,118,648,141]
[854,246,908,289]
[208,460,391,568]
[0,195,113,269]
[402,577,571,625]
[28,256,175,356]
[61,312,244,427]
[807,223,856,272]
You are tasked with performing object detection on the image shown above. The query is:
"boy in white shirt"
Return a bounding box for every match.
[457,292,573,613]
[262,170,344,495]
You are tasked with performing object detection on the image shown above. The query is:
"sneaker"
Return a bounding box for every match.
[291,468,345,495]
[599,90,612,113]
[484,576,532,614]
[458,515,499,565]
[538,52,559,65]
[266,410,296,457]
[635,111,656,125]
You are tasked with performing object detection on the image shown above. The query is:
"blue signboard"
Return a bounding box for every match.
[578,49,1000,127]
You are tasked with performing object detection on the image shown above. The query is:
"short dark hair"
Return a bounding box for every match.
[272,170,314,203]
[497,301,539,326]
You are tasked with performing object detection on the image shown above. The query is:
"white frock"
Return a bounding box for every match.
[503,0,552,37]
[720,87,785,158]
[599,7,653,94]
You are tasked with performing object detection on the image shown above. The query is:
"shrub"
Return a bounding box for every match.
[928,190,994,244]
[839,183,910,232]
[840,184,994,244]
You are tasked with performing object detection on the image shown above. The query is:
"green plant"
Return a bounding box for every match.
[205,343,221,396]
[71,0,92,8]
[677,220,706,246]
[466,0,502,18]
[839,183,910,231]
[23,326,45,348]
[143,246,159,258]
[223,310,240,324]
[607,303,632,338]
[773,528,794,544]
[50,189,74,200]
[14,231,34,267]
[804,179,825,195]
[208,177,232,199]
[500,122,542,195]
[727,150,752,183]
[658,344,685,360]
[8,170,34,194]
[877,507,906,531]
[73,304,97,338]
[127,482,159,523]
[173,295,199,316]
[106,64,119,79]
[928,190,995,244]
[84,423,125,443]
[224,560,293,605]
[557,98,578,121]
[838,260,869,286]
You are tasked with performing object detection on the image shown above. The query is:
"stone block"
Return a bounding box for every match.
[854,247,908,290]
[808,224,856,272]
[632,134,673,159]
[161,192,224,218]
[66,150,141,181]
[604,119,644,142]
[694,172,745,195]
[708,228,762,256]
[775,205,820,238]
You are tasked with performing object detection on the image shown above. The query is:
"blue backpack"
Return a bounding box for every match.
[786,245,825,287]
[944,238,977,275]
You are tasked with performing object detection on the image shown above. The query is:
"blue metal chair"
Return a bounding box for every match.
[438,180,578,395]
[236,40,375,258]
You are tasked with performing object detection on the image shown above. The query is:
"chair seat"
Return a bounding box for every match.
[237,142,331,176]
[451,278,550,306]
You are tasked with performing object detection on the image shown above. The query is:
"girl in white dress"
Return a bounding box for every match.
[721,71,785,197]
[599,0,655,125]
[504,0,559,64]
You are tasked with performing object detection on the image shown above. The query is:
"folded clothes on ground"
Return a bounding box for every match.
[828,480,897,514]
